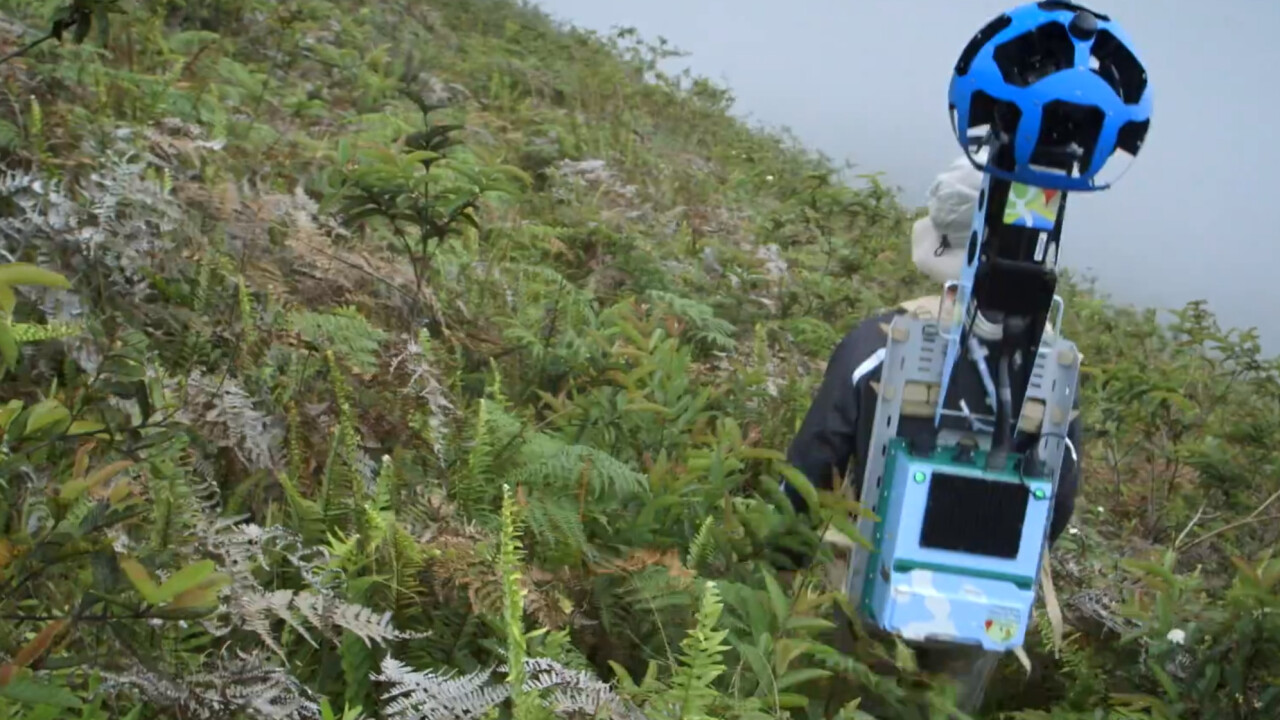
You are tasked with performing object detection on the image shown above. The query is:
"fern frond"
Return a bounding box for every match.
[342,628,379,713]
[375,656,507,720]
[373,655,643,720]
[276,471,328,544]
[290,307,388,375]
[386,523,429,620]
[233,587,427,659]
[509,443,648,500]
[327,350,367,502]
[8,319,84,343]
[521,658,644,720]
[644,290,737,354]
[499,483,532,713]
[145,438,210,549]
[523,495,589,563]
[454,397,508,514]
[98,649,321,720]
[686,516,715,575]
[170,370,283,472]
[662,581,730,720]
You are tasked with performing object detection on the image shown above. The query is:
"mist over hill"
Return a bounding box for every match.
[534,0,1280,356]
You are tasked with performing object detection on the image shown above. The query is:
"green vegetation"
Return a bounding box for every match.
[0,0,1276,718]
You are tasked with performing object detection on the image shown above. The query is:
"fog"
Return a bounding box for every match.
[532,0,1280,356]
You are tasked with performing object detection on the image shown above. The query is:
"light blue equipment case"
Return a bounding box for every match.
[859,438,1053,651]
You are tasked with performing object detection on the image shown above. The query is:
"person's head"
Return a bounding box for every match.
[910,150,988,297]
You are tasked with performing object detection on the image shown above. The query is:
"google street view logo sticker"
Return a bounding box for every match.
[984,610,1019,643]
[1003,182,1062,231]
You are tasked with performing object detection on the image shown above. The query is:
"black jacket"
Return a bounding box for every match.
[784,307,1081,547]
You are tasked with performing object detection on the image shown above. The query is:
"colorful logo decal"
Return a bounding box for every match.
[1003,182,1062,230]
[983,610,1020,643]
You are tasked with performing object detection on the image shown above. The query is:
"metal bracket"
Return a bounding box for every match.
[844,313,1081,604]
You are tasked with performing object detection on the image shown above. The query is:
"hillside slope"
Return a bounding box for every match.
[0,0,1276,718]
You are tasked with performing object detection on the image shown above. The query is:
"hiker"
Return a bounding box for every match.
[782,152,1082,544]
[779,154,1084,713]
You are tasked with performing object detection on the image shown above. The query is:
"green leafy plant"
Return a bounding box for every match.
[0,263,78,377]
[328,99,532,324]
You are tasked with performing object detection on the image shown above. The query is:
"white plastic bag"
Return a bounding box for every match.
[925,149,988,242]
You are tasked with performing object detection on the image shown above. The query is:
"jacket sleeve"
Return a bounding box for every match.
[783,314,889,514]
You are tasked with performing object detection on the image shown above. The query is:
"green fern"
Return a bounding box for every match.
[8,320,84,343]
[511,439,649,499]
[144,436,207,550]
[327,351,365,493]
[498,483,550,720]
[652,580,732,720]
[645,290,737,355]
[291,307,388,374]
[276,470,327,544]
[1042,612,1108,710]
[0,119,19,150]
[687,516,716,575]
[341,628,378,712]
[287,400,306,484]
[455,397,500,515]
[237,274,258,366]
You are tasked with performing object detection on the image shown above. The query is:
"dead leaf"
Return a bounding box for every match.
[1040,549,1065,657]
[0,619,70,687]
[589,548,694,581]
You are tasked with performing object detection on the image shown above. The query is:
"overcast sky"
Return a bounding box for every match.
[531,0,1280,356]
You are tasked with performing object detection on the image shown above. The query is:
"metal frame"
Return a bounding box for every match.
[844,307,1081,609]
